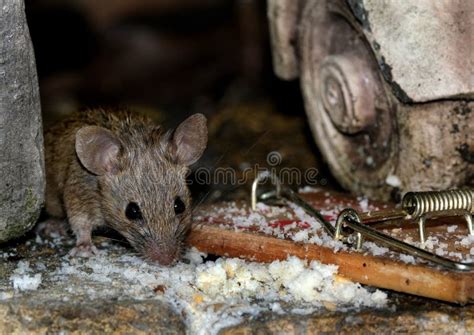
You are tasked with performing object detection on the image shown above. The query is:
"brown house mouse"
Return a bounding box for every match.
[43,108,207,265]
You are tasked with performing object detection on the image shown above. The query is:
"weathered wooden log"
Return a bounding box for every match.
[0,0,44,242]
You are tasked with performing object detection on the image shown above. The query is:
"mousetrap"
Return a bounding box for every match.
[187,173,474,304]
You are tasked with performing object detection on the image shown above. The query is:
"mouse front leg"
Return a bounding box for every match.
[68,214,101,257]
[64,175,104,257]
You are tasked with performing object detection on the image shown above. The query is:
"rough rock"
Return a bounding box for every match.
[221,305,474,334]
[0,298,185,334]
[0,0,45,242]
[396,101,473,192]
[348,0,473,103]
[267,0,473,199]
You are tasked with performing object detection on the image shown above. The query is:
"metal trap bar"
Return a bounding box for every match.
[251,172,474,272]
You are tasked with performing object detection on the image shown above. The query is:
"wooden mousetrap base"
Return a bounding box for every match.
[187,190,474,304]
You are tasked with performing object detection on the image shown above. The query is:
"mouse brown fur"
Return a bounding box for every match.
[44,108,208,265]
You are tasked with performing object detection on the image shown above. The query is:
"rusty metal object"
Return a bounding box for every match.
[267,0,473,200]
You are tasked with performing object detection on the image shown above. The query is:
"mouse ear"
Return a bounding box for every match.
[75,126,122,175]
[171,113,208,166]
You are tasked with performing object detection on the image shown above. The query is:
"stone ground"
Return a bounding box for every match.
[1,102,473,334]
[1,232,474,334]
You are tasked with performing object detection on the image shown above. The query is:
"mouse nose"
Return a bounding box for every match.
[146,243,178,266]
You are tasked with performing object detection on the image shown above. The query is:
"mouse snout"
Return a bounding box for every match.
[146,241,179,266]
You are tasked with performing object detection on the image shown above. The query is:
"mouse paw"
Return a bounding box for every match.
[35,218,68,238]
[69,243,100,258]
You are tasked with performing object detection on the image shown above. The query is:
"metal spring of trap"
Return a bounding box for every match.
[251,172,474,271]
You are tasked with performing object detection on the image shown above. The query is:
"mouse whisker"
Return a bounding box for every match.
[97,236,130,245]
[192,190,212,211]
[143,223,156,243]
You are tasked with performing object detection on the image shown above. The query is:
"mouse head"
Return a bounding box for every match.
[75,113,208,265]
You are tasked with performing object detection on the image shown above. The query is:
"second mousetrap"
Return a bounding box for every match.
[187,175,474,304]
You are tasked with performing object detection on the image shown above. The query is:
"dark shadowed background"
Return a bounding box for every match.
[25,0,336,203]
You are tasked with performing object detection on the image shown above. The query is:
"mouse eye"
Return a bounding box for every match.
[174,197,186,215]
[125,202,143,220]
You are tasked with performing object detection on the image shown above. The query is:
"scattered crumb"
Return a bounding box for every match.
[459,235,474,247]
[385,175,401,187]
[299,186,322,194]
[399,254,416,264]
[9,261,42,291]
[357,197,370,212]
[364,242,389,256]
[193,294,204,304]
[11,274,42,291]
[153,285,166,294]
[194,256,386,307]
[447,225,458,233]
